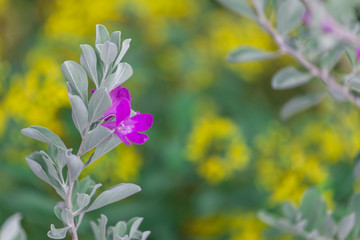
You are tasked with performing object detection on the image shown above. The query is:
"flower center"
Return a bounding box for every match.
[117,122,133,135]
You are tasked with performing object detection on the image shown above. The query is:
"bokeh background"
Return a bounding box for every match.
[0,0,359,239]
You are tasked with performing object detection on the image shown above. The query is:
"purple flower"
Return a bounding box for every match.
[321,19,333,33]
[356,46,360,63]
[102,99,153,145]
[301,11,312,26]
[103,85,131,119]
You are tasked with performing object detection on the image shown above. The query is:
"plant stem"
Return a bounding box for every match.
[250,0,360,108]
[65,124,91,240]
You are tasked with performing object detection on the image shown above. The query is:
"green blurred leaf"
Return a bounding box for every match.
[271,66,312,90]
[337,213,355,240]
[276,0,305,34]
[227,46,278,63]
[0,213,26,240]
[280,94,324,120]
[217,0,256,19]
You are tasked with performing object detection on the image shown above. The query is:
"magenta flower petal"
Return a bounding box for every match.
[116,131,131,145]
[130,113,154,132]
[102,121,117,130]
[103,86,132,118]
[126,132,149,144]
[115,99,131,125]
[356,46,360,63]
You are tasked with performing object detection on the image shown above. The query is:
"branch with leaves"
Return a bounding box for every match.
[17,24,153,240]
[219,0,360,119]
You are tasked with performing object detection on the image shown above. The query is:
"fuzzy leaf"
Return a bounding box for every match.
[0,213,26,240]
[101,63,133,90]
[47,224,69,239]
[82,125,114,155]
[85,134,121,167]
[96,24,110,45]
[280,94,324,120]
[25,152,51,185]
[69,94,89,137]
[80,44,98,87]
[114,39,131,66]
[21,126,66,150]
[272,67,312,90]
[88,88,112,123]
[100,41,118,69]
[227,46,278,63]
[61,61,88,103]
[217,0,255,19]
[110,31,121,50]
[276,0,305,34]
[77,193,91,212]
[65,152,84,182]
[337,213,355,240]
[83,184,141,213]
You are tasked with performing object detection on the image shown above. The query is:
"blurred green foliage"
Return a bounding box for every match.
[0,0,359,239]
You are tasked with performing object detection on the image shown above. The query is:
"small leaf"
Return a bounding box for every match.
[100,41,118,69]
[337,213,355,240]
[101,63,133,90]
[227,46,278,63]
[65,152,84,182]
[321,214,337,238]
[280,94,324,120]
[88,88,112,123]
[80,44,98,87]
[90,214,107,240]
[113,222,127,237]
[217,0,255,19]
[141,231,151,240]
[47,224,69,239]
[271,67,312,90]
[82,125,114,155]
[25,152,51,185]
[61,61,88,103]
[276,0,305,34]
[54,204,64,221]
[85,134,121,167]
[281,202,297,222]
[114,39,131,66]
[350,193,360,238]
[110,31,121,50]
[69,94,89,137]
[60,208,72,225]
[96,24,110,45]
[76,193,91,212]
[0,213,26,240]
[83,183,141,213]
[129,218,143,238]
[21,126,66,150]
[347,76,360,90]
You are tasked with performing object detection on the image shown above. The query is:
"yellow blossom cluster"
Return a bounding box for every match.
[255,107,360,204]
[187,114,250,184]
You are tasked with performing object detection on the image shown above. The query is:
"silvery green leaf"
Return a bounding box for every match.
[21,126,66,150]
[101,63,133,90]
[82,125,113,155]
[85,134,121,167]
[88,88,111,123]
[54,204,64,221]
[65,152,84,182]
[257,210,279,226]
[337,213,355,240]
[110,31,121,50]
[25,152,51,185]
[80,44,99,87]
[69,94,89,137]
[100,41,118,69]
[61,61,88,104]
[47,224,69,239]
[320,45,345,71]
[321,214,337,238]
[60,208,72,225]
[76,193,90,212]
[113,222,127,237]
[89,184,102,198]
[96,44,103,55]
[141,231,151,240]
[271,67,312,90]
[0,213,26,240]
[82,183,141,213]
[346,48,357,67]
[114,39,131,67]
[90,214,107,240]
[217,0,255,19]
[76,176,96,195]
[280,94,324,120]
[276,0,305,34]
[347,76,360,90]
[40,151,60,183]
[114,235,128,240]
[66,81,76,95]
[129,218,143,238]
[96,24,110,45]
[281,202,297,222]
[350,193,360,238]
[227,46,279,63]
[56,149,68,173]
